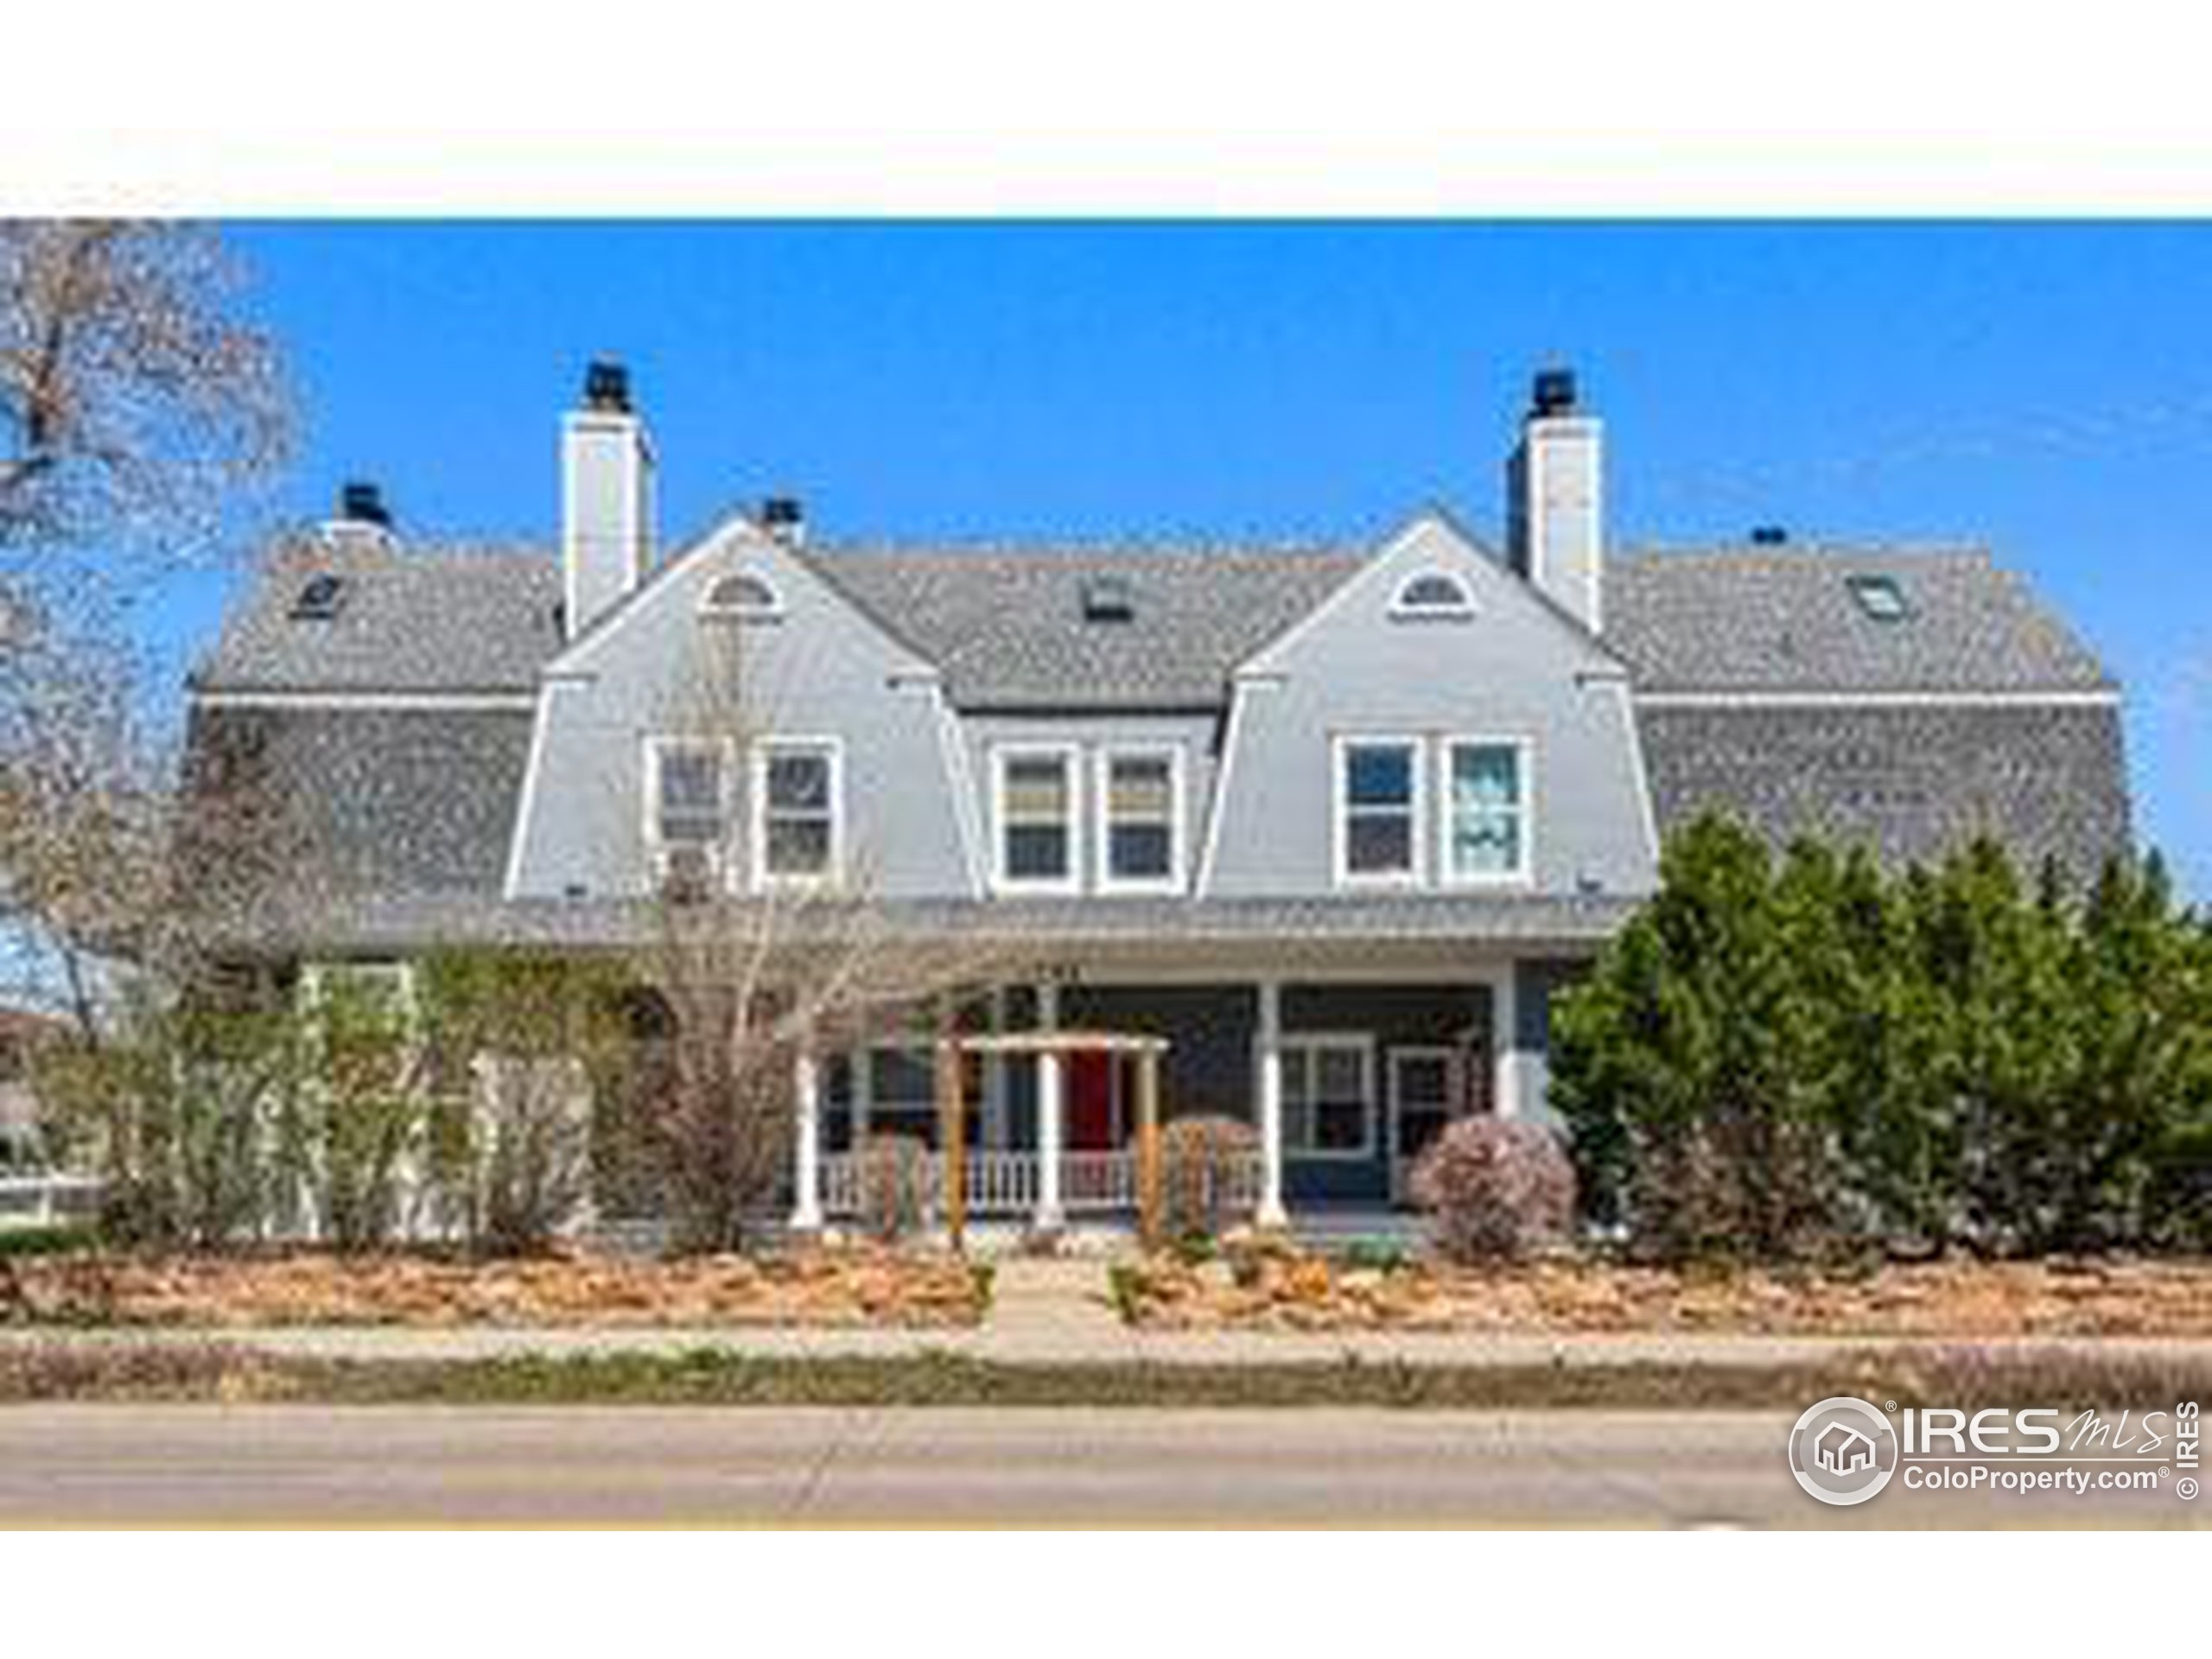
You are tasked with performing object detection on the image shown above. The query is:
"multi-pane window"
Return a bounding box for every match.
[652,741,728,851]
[1281,1038,1374,1157]
[1101,749,1179,889]
[1445,741,1528,880]
[1338,740,1418,879]
[755,741,838,884]
[997,749,1075,887]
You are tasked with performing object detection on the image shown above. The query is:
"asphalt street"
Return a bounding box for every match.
[0,1406,2202,1527]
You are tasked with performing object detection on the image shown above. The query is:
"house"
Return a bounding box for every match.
[180,365,2130,1233]
[0,1008,61,1173]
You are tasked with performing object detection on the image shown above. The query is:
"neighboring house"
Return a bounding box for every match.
[180,365,2130,1231]
[0,1008,61,1173]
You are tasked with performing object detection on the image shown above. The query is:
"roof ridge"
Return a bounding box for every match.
[809,537,1367,561]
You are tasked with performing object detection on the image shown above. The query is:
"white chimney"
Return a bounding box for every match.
[1505,367,1604,634]
[562,359,656,639]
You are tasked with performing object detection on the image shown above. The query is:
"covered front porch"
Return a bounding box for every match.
[788,953,1580,1237]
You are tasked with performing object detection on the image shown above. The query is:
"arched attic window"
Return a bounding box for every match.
[1389,569,1475,620]
[700,571,782,620]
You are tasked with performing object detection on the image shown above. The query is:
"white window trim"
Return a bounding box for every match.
[747,735,845,893]
[1437,734,1536,887]
[643,734,737,887]
[1330,734,1426,889]
[1275,1032,1377,1161]
[1093,744,1187,896]
[989,742,1082,896]
[1388,569,1476,620]
[698,570,784,620]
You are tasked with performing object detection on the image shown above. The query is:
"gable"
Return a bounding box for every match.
[1204,512,1657,901]
[1236,511,1628,683]
[505,518,974,901]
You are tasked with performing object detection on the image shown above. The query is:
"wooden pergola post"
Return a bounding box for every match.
[1135,1047,1163,1251]
[935,1035,967,1254]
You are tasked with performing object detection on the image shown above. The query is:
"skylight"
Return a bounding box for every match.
[1846,573,1911,623]
[1081,575,1135,624]
[289,573,347,621]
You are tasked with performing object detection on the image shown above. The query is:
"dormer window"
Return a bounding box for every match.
[1846,573,1911,622]
[700,572,781,620]
[992,745,1078,893]
[1389,570,1473,620]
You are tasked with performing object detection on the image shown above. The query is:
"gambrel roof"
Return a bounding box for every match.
[181,518,2130,951]
[193,530,2115,702]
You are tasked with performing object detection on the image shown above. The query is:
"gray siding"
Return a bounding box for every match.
[1513,957,1590,1131]
[1636,702,2132,877]
[507,527,976,900]
[1206,516,1658,901]
[1282,982,1491,1204]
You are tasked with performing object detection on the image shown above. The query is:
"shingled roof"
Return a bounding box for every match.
[193,541,562,695]
[1607,543,2114,694]
[190,528,2113,704]
[803,542,1363,707]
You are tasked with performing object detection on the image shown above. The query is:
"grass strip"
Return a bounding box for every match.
[3,1340,2209,1412]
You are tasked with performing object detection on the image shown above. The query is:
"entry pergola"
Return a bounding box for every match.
[931,1028,1171,1251]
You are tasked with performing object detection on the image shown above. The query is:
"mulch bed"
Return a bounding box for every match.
[0,1244,987,1330]
[1122,1250,2212,1338]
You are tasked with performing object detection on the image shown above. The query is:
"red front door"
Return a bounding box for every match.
[1067,1051,1117,1150]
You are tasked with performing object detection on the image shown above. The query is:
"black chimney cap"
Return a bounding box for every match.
[338,480,391,528]
[760,495,804,531]
[1531,367,1579,417]
[583,359,632,412]
[1749,524,1789,546]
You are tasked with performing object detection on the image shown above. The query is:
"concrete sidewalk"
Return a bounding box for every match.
[7,1255,2209,1368]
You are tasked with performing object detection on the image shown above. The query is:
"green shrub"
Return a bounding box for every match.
[1553,815,2212,1263]
[0,1224,100,1259]
[1337,1237,1412,1274]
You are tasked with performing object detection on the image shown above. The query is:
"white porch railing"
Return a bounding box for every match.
[0,1173,104,1231]
[815,1148,1260,1224]
[1059,1151,1135,1212]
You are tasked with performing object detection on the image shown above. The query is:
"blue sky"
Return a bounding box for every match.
[147,223,2210,895]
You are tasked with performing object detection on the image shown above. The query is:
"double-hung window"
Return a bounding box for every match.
[752,739,841,887]
[1097,747,1182,893]
[1279,1036,1374,1158]
[1335,738,1421,882]
[648,739,731,887]
[1443,740,1529,882]
[995,747,1077,891]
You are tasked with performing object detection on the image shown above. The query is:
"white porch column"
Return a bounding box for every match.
[1034,980,1065,1232]
[789,1044,824,1232]
[1491,963,1521,1119]
[1255,978,1288,1229]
